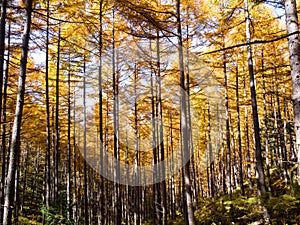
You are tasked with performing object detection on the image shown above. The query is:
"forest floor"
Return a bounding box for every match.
[171,184,299,224]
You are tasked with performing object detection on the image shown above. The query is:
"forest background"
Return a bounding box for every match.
[1,0,300,224]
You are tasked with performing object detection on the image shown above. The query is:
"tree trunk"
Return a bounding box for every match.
[261,51,272,192]
[134,64,140,225]
[244,77,253,194]
[98,1,104,223]
[207,103,215,197]
[112,10,121,224]
[83,56,89,225]
[169,112,176,220]
[54,22,61,204]
[244,0,266,194]
[150,58,161,224]
[2,0,33,223]
[235,63,244,195]
[67,55,72,220]
[224,59,232,196]
[177,0,195,224]
[0,20,10,224]
[0,0,7,131]
[44,0,51,211]
[284,0,300,185]
[244,1,270,222]
[156,31,167,225]
[72,91,78,224]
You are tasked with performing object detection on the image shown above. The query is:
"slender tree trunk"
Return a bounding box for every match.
[282,85,291,182]
[54,22,61,204]
[275,68,289,183]
[20,148,28,214]
[244,2,271,222]
[224,59,232,196]
[270,93,277,168]
[185,26,198,207]
[0,20,10,223]
[169,112,176,220]
[284,0,300,185]
[112,10,121,224]
[2,0,33,223]
[72,91,78,224]
[13,159,20,225]
[44,0,51,211]
[67,55,72,220]
[150,60,160,224]
[105,91,110,225]
[207,103,215,197]
[83,56,89,225]
[244,0,266,194]
[133,65,140,225]
[124,128,130,225]
[261,51,272,192]
[231,123,237,190]
[177,0,195,224]
[98,1,104,223]
[0,0,7,129]
[235,64,244,195]
[0,4,7,209]
[244,78,253,194]
[156,31,167,225]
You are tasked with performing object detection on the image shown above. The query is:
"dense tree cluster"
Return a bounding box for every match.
[0,0,300,224]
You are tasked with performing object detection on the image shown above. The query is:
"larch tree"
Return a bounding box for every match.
[176,0,195,224]
[243,0,267,195]
[0,0,8,220]
[0,0,7,126]
[2,0,34,224]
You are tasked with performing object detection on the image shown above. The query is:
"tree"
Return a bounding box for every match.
[2,0,34,223]
[0,0,7,127]
[244,0,266,195]
[177,0,195,224]
[0,16,10,225]
[44,0,51,212]
[284,0,300,185]
[0,0,8,220]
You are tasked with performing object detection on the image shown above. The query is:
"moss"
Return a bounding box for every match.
[193,188,300,225]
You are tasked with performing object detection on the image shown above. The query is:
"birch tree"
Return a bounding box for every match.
[284,0,300,185]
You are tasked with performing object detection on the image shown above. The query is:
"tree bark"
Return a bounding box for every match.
[207,103,215,197]
[83,56,89,225]
[150,57,161,224]
[156,31,167,225]
[235,63,244,195]
[224,59,232,196]
[0,0,7,131]
[284,0,300,185]
[2,0,33,223]
[72,91,78,223]
[261,51,272,192]
[0,20,10,224]
[177,0,195,224]
[67,55,72,220]
[54,22,61,204]
[44,0,51,211]
[98,1,104,223]
[244,0,266,194]
[112,10,121,224]
[134,64,140,225]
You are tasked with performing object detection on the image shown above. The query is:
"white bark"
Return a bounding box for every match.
[284,0,300,185]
